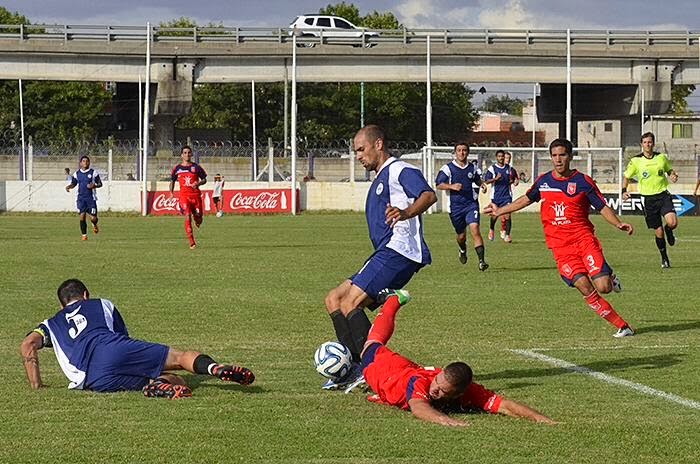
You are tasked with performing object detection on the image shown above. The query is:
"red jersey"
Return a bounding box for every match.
[526,170,608,249]
[171,163,207,197]
[364,345,502,413]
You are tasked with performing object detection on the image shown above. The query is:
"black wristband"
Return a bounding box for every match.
[621,187,627,193]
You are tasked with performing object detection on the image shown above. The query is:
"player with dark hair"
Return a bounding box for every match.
[622,132,679,268]
[354,289,556,426]
[323,124,436,390]
[65,156,102,241]
[435,142,489,270]
[485,139,635,337]
[170,146,207,249]
[484,149,518,243]
[20,279,254,399]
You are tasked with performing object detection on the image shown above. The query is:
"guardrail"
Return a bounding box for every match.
[0,24,699,47]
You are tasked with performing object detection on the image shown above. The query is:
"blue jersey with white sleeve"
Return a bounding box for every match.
[485,163,517,204]
[70,168,102,201]
[435,161,481,212]
[35,299,129,389]
[365,157,433,265]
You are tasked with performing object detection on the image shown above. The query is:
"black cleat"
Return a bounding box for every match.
[212,364,255,385]
[479,261,489,272]
[458,250,467,264]
[661,259,671,269]
[142,380,192,399]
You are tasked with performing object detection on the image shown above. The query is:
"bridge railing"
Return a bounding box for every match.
[0,24,698,47]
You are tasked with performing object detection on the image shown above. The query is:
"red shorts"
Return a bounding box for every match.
[179,194,202,216]
[551,234,612,287]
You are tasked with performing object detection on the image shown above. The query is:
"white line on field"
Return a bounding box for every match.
[509,349,700,410]
[526,344,690,352]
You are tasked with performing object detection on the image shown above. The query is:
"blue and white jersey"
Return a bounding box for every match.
[485,163,517,203]
[366,157,433,265]
[435,161,481,212]
[70,168,101,201]
[34,299,129,389]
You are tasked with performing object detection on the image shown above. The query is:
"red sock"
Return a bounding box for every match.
[185,218,195,245]
[584,291,627,329]
[501,216,506,232]
[366,296,402,345]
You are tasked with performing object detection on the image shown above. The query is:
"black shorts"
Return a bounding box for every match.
[642,191,675,229]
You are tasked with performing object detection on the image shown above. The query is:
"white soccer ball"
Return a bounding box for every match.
[314,341,352,379]
[216,211,223,218]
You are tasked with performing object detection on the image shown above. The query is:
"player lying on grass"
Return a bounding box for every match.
[355,289,556,427]
[20,279,254,399]
[484,138,635,338]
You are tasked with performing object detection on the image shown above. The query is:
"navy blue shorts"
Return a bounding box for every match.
[492,197,513,208]
[76,197,97,215]
[450,205,480,233]
[350,247,424,310]
[85,336,169,392]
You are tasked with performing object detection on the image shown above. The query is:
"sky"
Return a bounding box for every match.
[3,0,700,108]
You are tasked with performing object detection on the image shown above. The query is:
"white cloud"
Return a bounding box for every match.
[478,0,536,28]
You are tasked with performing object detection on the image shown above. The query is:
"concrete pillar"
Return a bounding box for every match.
[153,60,196,157]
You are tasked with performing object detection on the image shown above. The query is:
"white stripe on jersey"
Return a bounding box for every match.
[42,318,86,390]
[101,299,116,332]
[386,161,424,263]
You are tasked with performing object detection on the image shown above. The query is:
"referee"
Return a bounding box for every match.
[622,132,679,268]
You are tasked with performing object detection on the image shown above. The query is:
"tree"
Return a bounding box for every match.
[480,95,525,115]
[319,2,402,29]
[668,84,696,115]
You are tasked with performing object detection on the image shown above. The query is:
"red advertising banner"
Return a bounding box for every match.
[147,189,300,215]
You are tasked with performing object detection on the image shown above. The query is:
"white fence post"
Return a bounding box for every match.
[27,137,33,182]
[349,145,355,184]
[108,147,113,181]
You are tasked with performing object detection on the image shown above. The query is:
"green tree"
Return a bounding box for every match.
[480,95,525,115]
[319,2,401,29]
[668,84,696,115]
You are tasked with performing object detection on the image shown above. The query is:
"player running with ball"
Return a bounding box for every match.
[485,139,635,338]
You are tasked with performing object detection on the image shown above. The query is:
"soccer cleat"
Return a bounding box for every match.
[211,364,255,385]
[93,224,99,234]
[479,261,489,272]
[664,226,675,246]
[613,326,635,338]
[504,235,512,243]
[376,288,411,307]
[500,230,506,240]
[458,250,467,264]
[488,230,495,241]
[344,374,367,394]
[189,243,197,249]
[142,380,193,399]
[611,275,623,293]
[81,235,88,241]
[322,363,363,391]
[661,259,671,269]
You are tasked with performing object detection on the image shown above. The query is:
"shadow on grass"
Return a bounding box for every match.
[635,320,700,334]
[182,374,265,394]
[478,353,685,382]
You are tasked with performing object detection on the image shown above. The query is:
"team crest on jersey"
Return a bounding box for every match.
[567,182,576,195]
[375,183,384,195]
[190,166,196,173]
[87,173,92,179]
[467,172,473,179]
[642,171,649,178]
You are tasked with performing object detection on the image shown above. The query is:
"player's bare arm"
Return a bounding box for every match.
[668,170,679,183]
[198,177,207,187]
[408,398,470,427]
[599,206,634,235]
[169,180,176,196]
[436,182,462,192]
[621,177,631,200]
[497,398,558,424]
[385,190,437,226]
[484,194,533,217]
[20,332,44,389]
[484,173,502,185]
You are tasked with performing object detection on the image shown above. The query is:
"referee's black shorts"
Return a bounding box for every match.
[642,191,675,229]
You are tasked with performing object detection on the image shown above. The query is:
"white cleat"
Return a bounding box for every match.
[613,326,635,338]
[611,275,622,293]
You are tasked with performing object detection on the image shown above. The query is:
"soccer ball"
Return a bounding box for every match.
[216,211,223,218]
[314,341,352,379]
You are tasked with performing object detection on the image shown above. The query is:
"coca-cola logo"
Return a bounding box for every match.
[152,193,179,212]
[230,191,281,210]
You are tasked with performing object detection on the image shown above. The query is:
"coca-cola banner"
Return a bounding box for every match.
[147,189,299,215]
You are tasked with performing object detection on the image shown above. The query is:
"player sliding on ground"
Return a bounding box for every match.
[484,138,635,338]
[353,289,556,426]
[20,279,254,399]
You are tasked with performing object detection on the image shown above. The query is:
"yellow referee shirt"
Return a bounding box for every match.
[623,152,673,196]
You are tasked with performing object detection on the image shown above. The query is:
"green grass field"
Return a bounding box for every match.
[1,212,699,463]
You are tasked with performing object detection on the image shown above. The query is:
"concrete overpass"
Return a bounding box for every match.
[1,25,699,143]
